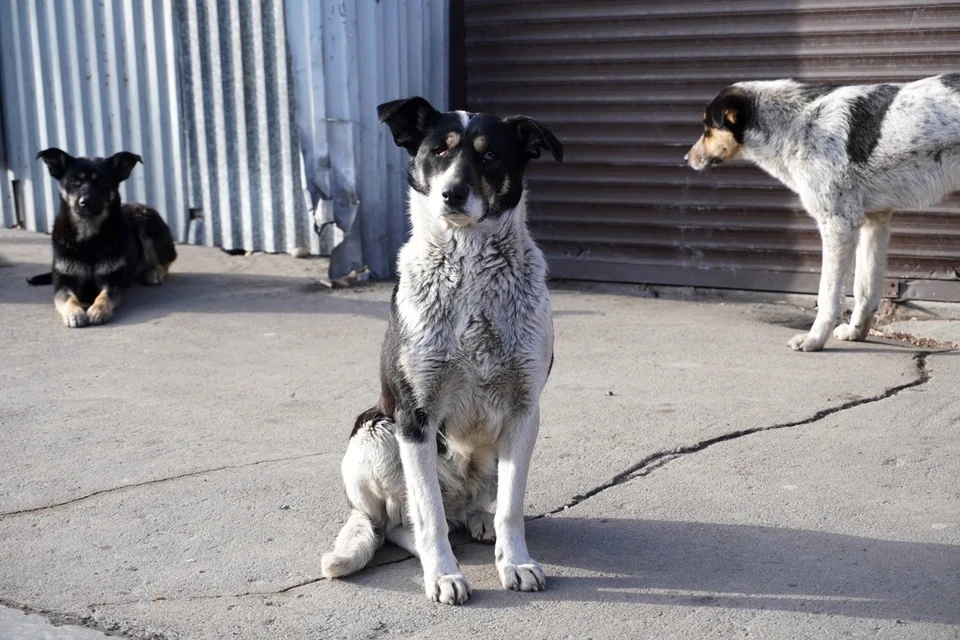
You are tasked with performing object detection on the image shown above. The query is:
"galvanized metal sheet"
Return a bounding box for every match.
[175,0,311,255]
[0,0,187,240]
[285,0,449,278]
[463,0,960,300]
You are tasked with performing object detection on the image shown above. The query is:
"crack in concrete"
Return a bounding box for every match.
[0,451,336,518]
[534,350,933,518]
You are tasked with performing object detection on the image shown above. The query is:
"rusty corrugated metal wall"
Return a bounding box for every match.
[462,0,960,301]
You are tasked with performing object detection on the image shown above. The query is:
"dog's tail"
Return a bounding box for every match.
[26,271,53,286]
[321,509,383,578]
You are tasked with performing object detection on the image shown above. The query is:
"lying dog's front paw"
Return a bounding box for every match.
[788,333,825,352]
[62,308,88,328]
[86,304,113,326]
[468,512,496,544]
[426,572,471,605]
[498,560,546,592]
[833,323,865,342]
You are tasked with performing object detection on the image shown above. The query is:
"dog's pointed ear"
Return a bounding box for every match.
[504,116,563,162]
[107,151,142,181]
[377,97,440,156]
[36,148,74,180]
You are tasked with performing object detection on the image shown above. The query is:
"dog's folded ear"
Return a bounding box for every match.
[377,97,440,156]
[108,152,143,181]
[504,116,563,163]
[36,148,74,180]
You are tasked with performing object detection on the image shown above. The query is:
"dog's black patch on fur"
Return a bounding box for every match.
[704,86,755,143]
[351,407,390,439]
[846,84,900,164]
[940,73,960,93]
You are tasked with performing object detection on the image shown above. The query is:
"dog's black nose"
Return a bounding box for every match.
[442,184,469,208]
[77,196,90,210]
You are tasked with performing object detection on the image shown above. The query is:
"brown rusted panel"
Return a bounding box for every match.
[463,0,960,300]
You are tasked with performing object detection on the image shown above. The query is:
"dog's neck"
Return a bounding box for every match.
[737,81,817,193]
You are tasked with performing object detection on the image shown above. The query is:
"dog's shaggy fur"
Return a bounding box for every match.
[686,74,960,351]
[321,98,562,605]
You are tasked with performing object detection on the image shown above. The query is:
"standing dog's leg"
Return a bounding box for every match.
[396,410,470,605]
[789,218,858,352]
[834,213,892,342]
[495,408,545,592]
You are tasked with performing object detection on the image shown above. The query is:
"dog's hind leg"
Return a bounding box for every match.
[835,212,892,342]
[494,408,546,592]
[790,217,858,352]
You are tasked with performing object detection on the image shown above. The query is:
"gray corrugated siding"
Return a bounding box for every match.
[285,0,449,278]
[0,0,188,240]
[463,0,960,300]
[176,0,311,255]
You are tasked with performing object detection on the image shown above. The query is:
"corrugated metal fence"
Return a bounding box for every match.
[285,0,448,278]
[0,0,447,278]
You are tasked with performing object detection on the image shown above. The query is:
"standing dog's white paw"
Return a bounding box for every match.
[468,512,496,543]
[498,560,546,592]
[833,323,865,342]
[788,333,825,352]
[425,572,471,605]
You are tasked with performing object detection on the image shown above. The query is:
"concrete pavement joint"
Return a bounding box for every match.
[534,350,935,519]
[0,451,336,518]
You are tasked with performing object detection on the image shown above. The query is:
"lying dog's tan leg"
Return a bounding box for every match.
[86,288,122,326]
[55,288,88,328]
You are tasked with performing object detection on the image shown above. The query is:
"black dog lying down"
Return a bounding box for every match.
[30,148,176,327]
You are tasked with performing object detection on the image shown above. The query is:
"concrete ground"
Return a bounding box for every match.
[1,228,958,640]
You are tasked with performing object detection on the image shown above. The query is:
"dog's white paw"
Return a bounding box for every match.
[86,304,113,326]
[63,309,88,328]
[468,512,496,543]
[425,572,471,605]
[788,333,825,352]
[498,560,546,592]
[833,323,865,342]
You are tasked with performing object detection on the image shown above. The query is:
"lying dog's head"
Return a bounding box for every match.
[685,86,753,171]
[377,97,563,227]
[37,148,141,220]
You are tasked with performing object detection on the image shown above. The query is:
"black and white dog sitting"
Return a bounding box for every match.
[321,98,562,605]
[686,74,960,351]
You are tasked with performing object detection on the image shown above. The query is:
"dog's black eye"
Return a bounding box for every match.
[433,144,447,157]
[483,151,497,162]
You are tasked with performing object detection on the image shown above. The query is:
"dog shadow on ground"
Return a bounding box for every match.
[369,517,959,624]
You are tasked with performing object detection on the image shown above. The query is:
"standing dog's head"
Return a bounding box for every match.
[685,86,754,171]
[377,97,563,228]
[37,148,141,220]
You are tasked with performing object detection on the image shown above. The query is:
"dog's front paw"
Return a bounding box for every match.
[425,572,471,605]
[498,559,546,592]
[788,332,825,352]
[833,323,865,342]
[468,512,496,543]
[86,303,113,326]
[62,308,88,328]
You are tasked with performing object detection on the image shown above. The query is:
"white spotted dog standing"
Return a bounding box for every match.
[686,74,960,351]
[321,97,563,605]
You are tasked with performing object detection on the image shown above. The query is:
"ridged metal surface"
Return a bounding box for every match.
[176,0,310,255]
[0,0,187,240]
[285,0,449,278]
[464,0,960,299]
